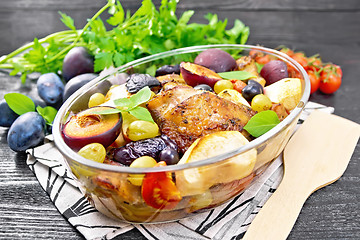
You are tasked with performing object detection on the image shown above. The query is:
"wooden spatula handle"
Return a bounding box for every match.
[242,180,312,240]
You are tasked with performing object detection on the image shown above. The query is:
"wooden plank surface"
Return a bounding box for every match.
[0,1,359,239]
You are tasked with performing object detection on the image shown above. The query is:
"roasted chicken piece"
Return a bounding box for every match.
[147,87,256,153]
[147,85,201,121]
[236,56,266,86]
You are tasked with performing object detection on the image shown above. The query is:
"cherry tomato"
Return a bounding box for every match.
[307,70,320,94]
[141,161,182,210]
[319,64,342,94]
[232,80,247,93]
[279,47,295,57]
[249,50,271,65]
[306,55,322,72]
[291,52,308,69]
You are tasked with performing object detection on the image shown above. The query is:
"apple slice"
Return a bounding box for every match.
[218,89,251,107]
[62,106,122,151]
[180,62,222,88]
[264,78,302,111]
[176,131,257,196]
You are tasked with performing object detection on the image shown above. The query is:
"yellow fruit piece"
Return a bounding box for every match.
[264,78,302,111]
[176,131,257,196]
[218,89,250,107]
[128,156,158,186]
[88,92,105,108]
[103,84,132,107]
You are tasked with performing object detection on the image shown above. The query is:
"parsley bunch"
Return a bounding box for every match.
[0,0,249,83]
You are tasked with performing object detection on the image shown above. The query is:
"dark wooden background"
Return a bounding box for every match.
[0,0,359,239]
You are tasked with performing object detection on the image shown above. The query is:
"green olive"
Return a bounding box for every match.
[127,120,160,141]
[88,93,105,108]
[251,94,272,112]
[214,80,234,94]
[128,156,157,186]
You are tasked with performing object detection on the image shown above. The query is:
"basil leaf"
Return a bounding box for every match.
[36,106,57,125]
[129,86,152,107]
[91,108,122,115]
[244,110,280,137]
[4,93,35,115]
[218,71,255,81]
[129,106,154,122]
[114,97,132,109]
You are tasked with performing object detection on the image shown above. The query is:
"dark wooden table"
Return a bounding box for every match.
[0,1,359,239]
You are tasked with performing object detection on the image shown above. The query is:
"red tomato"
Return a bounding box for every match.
[319,64,342,94]
[141,161,182,210]
[279,47,295,57]
[307,70,320,94]
[306,55,323,72]
[291,52,308,69]
[233,80,247,93]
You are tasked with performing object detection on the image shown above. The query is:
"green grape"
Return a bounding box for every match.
[128,156,157,186]
[188,190,213,212]
[127,120,160,141]
[88,92,105,108]
[251,94,272,112]
[78,143,106,163]
[214,80,234,94]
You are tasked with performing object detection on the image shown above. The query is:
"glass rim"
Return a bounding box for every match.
[52,44,310,174]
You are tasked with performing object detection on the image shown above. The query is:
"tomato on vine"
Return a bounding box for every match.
[319,64,342,94]
[308,70,321,94]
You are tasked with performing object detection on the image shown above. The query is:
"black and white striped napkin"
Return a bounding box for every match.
[26,102,334,240]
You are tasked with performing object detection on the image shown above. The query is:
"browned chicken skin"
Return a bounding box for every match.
[147,86,256,153]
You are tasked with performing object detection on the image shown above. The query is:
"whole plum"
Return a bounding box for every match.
[260,60,288,85]
[155,64,180,76]
[194,48,237,73]
[0,99,19,127]
[37,73,64,105]
[63,73,98,101]
[7,112,45,152]
[62,47,94,82]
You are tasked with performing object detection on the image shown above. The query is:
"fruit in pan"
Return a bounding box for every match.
[260,60,289,85]
[62,106,122,151]
[264,78,302,111]
[180,62,222,88]
[217,89,250,107]
[194,48,237,73]
[176,131,257,196]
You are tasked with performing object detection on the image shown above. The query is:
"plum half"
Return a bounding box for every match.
[180,62,222,88]
[62,106,122,151]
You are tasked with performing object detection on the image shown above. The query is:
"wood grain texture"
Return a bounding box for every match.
[0,0,359,239]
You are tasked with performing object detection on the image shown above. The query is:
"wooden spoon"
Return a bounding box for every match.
[242,110,360,240]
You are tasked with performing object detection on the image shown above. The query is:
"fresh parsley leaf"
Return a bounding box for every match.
[59,11,76,31]
[129,106,154,122]
[36,106,57,125]
[244,110,280,137]
[218,71,255,81]
[94,52,114,72]
[4,93,35,115]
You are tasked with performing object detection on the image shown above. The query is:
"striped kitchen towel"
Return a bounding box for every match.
[26,102,334,240]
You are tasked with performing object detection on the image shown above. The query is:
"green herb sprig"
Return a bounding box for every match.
[4,93,57,126]
[93,86,154,122]
[218,71,255,81]
[244,110,280,137]
[0,0,249,83]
